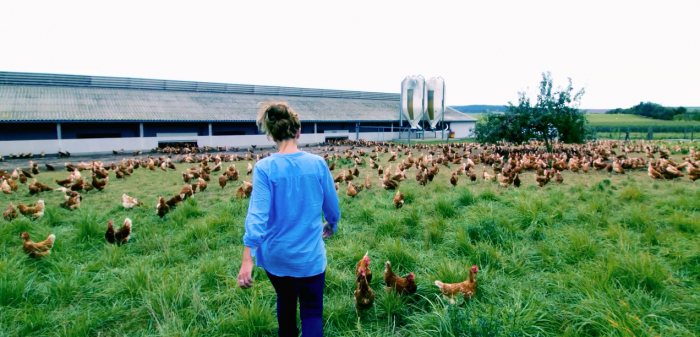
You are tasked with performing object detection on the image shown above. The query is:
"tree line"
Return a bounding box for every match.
[606,102,697,121]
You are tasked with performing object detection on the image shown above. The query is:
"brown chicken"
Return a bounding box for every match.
[60,194,81,210]
[450,172,458,187]
[246,162,253,175]
[33,179,53,192]
[356,251,372,283]
[354,269,375,318]
[434,265,479,303]
[648,162,662,180]
[198,177,207,192]
[383,261,417,295]
[156,196,170,218]
[236,181,253,199]
[21,232,55,258]
[513,173,521,188]
[555,170,564,184]
[347,181,358,198]
[393,190,405,209]
[114,218,132,245]
[3,203,17,221]
[18,200,45,218]
[219,174,227,188]
[91,174,108,191]
[181,184,194,198]
[364,175,372,189]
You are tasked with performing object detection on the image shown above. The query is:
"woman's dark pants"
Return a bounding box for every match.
[266,270,325,337]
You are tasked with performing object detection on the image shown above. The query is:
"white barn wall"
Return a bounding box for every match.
[451,122,476,138]
[0,132,403,156]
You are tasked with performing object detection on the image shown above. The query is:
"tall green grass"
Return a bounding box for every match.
[0,147,699,335]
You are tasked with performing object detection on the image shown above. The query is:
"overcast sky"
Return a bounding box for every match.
[0,1,697,108]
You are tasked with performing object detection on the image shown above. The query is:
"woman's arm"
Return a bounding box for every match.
[239,166,271,288]
[242,166,271,256]
[237,246,254,288]
[320,163,341,233]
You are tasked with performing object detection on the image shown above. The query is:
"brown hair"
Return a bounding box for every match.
[256,102,301,142]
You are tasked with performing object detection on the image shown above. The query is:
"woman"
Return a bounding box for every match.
[238,102,341,337]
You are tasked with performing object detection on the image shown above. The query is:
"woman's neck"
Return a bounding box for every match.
[276,139,300,154]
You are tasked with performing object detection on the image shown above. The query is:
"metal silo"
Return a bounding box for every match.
[400,76,425,129]
[424,77,445,130]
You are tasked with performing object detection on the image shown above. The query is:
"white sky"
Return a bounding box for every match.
[0,0,698,108]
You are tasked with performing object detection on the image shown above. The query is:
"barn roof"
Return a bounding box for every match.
[0,72,476,123]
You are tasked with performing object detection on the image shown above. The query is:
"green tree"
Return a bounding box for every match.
[475,72,587,151]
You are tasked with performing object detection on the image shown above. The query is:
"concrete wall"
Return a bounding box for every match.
[0,131,403,156]
[451,122,476,138]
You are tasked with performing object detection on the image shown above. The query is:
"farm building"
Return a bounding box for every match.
[0,72,476,156]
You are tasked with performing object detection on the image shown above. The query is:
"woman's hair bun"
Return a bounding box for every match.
[256,102,301,142]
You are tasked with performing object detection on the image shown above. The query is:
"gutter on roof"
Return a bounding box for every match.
[0,71,401,101]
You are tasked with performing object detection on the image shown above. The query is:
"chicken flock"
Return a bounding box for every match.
[1,139,698,322]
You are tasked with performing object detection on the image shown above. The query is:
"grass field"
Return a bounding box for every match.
[2,147,700,336]
[586,114,700,127]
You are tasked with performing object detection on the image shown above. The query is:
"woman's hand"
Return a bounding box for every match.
[322,222,334,239]
[238,247,254,288]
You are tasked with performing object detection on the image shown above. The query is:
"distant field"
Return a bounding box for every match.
[467,113,700,127]
[587,114,700,127]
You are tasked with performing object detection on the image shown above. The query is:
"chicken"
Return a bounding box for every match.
[166,194,185,207]
[33,179,53,192]
[54,178,73,187]
[114,218,132,245]
[91,174,108,191]
[482,168,496,182]
[122,194,143,208]
[347,181,358,198]
[21,232,55,258]
[383,261,417,295]
[0,178,11,194]
[60,194,81,210]
[197,177,207,192]
[3,203,17,221]
[497,173,511,187]
[356,251,372,283]
[365,175,372,189]
[555,170,564,184]
[236,181,253,198]
[613,158,625,174]
[354,269,375,317]
[450,172,458,187]
[181,184,194,198]
[105,221,116,243]
[45,163,55,171]
[247,163,253,175]
[392,190,405,209]
[156,196,170,218]
[18,200,45,218]
[434,265,479,303]
[513,173,521,188]
[219,174,227,188]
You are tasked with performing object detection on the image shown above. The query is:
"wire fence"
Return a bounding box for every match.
[591,126,698,141]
